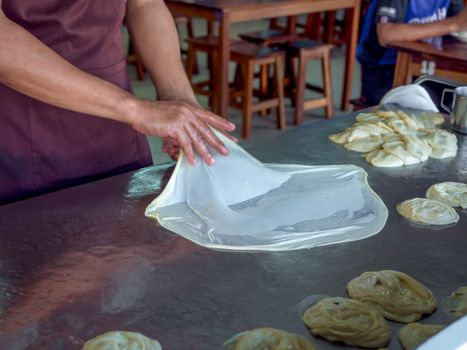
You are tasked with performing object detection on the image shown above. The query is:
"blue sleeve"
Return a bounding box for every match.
[374,0,409,23]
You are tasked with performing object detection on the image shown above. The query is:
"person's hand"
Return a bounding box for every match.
[128,100,236,166]
[453,7,467,32]
[162,137,180,161]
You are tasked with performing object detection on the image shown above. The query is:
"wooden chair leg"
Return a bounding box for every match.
[322,50,334,119]
[242,60,254,139]
[274,57,286,130]
[259,65,269,116]
[294,51,307,125]
[185,43,196,82]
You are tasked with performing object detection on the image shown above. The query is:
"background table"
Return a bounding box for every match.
[166,0,362,117]
[392,36,467,87]
[0,111,466,350]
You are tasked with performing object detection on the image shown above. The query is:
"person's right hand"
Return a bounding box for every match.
[128,99,236,166]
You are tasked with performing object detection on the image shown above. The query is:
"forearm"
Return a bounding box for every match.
[377,19,458,47]
[126,0,196,103]
[0,11,137,124]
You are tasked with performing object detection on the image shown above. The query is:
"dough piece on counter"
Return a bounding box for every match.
[329,131,351,144]
[347,270,437,323]
[365,150,404,167]
[426,182,467,209]
[397,198,459,225]
[442,286,467,318]
[81,331,162,350]
[419,129,458,159]
[345,136,383,153]
[222,328,316,350]
[382,142,420,166]
[399,323,445,350]
[396,110,420,131]
[412,112,444,128]
[302,297,390,348]
[403,135,431,162]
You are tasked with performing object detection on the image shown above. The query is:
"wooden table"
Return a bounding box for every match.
[166,0,362,118]
[392,36,467,87]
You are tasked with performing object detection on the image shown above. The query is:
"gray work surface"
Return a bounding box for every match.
[0,111,466,350]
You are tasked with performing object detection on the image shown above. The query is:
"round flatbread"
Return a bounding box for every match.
[399,323,444,350]
[222,328,316,350]
[81,331,162,350]
[396,198,459,225]
[426,182,467,209]
[347,270,437,323]
[302,297,390,348]
[441,286,467,319]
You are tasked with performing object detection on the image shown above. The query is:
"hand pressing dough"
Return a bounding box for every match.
[426,182,467,209]
[397,198,459,225]
[347,270,437,323]
[222,328,316,350]
[441,286,467,318]
[81,331,162,350]
[399,323,444,350]
[302,297,390,348]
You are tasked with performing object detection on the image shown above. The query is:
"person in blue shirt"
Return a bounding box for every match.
[358,0,467,106]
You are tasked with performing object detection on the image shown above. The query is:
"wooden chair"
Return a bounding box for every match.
[284,40,334,125]
[229,42,286,138]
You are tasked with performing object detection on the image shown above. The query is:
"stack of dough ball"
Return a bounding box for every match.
[426,182,467,209]
[399,323,444,350]
[441,286,467,318]
[222,328,316,350]
[329,110,458,167]
[81,331,162,350]
[346,270,437,323]
[302,297,390,348]
[396,198,459,225]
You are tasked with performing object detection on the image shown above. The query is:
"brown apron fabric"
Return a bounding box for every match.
[0,0,153,204]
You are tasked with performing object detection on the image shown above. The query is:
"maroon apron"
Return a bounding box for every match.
[0,0,153,204]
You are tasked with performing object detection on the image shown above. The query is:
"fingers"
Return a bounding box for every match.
[176,129,196,166]
[184,125,215,166]
[192,121,229,156]
[192,107,236,132]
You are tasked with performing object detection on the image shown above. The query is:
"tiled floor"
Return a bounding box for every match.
[126,18,362,164]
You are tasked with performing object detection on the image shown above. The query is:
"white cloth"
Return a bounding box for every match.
[381,85,439,112]
[145,132,388,251]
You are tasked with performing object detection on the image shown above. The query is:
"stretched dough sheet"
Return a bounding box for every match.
[145,132,388,251]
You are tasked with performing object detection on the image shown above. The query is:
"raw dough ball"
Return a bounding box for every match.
[347,270,437,323]
[81,331,162,350]
[302,297,390,348]
[426,182,467,209]
[397,198,459,225]
[441,286,467,318]
[222,328,316,350]
[399,323,444,350]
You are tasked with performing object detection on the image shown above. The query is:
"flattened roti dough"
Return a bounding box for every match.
[399,323,444,350]
[302,297,390,348]
[426,182,467,209]
[81,331,162,350]
[347,270,437,323]
[396,198,459,225]
[442,286,467,319]
[222,328,316,350]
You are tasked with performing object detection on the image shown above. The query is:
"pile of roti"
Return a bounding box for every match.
[329,110,458,167]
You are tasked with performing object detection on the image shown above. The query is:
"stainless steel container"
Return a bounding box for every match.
[441,86,467,134]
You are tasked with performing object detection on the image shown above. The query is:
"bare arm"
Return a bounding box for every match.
[377,7,467,47]
[0,0,233,165]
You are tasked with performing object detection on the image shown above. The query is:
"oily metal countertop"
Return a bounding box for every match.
[0,111,466,350]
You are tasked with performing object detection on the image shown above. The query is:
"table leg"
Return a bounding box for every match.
[341,0,360,111]
[218,13,231,119]
[393,51,412,87]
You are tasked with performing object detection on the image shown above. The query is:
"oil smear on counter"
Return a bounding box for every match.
[145,131,388,251]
